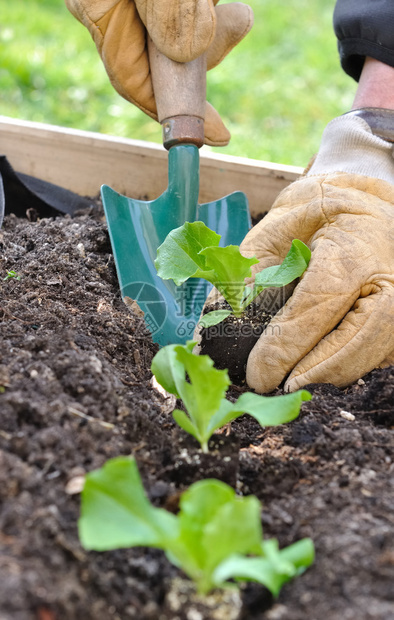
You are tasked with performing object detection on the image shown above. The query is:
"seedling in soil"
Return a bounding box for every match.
[3,270,21,281]
[151,341,311,453]
[155,221,311,328]
[155,222,311,383]
[79,456,314,596]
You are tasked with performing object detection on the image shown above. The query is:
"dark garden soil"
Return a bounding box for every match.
[0,207,393,620]
[200,301,272,384]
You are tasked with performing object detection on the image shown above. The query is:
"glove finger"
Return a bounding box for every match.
[239,178,328,267]
[379,351,394,367]
[135,0,217,63]
[285,284,394,391]
[204,102,231,145]
[67,0,158,117]
[65,0,120,23]
[102,12,157,117]
[207,3,254,70]
[246,243,364,393]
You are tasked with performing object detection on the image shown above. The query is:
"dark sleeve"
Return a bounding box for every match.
[333,0,394,81]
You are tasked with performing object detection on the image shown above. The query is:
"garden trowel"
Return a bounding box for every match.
[101,39,251,346]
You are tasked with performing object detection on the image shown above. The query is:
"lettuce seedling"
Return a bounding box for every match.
[155,221,311,327]
[151,341,311,452]
[3,269,21,281]
[79,456,314,595]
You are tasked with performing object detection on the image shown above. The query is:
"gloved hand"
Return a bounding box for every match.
[65,0,253,146]
[241,113,394,393]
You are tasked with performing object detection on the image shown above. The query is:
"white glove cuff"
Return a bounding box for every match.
[307,114,394,184]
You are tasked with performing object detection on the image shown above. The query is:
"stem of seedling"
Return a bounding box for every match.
[201,440,209,454]
[240,284,264,312]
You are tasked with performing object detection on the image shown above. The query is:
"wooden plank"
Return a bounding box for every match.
[0,116,302,217]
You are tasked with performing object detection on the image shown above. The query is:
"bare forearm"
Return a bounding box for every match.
[352,57,394,110]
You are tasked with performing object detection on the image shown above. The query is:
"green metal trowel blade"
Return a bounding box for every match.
[102,144,251,346]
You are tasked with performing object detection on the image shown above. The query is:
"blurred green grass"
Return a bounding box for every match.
[0,0,355,166]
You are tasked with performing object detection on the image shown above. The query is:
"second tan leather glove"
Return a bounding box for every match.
[65,0,253,146]
[241,114,394,393]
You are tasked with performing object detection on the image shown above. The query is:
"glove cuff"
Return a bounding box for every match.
[343,108,394,142]
[307,111,394,184]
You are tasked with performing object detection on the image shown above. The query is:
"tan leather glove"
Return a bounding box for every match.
[241,113,394,393]
[64,0,253,146]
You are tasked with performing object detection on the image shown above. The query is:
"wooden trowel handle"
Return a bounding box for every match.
[148,37,206,150]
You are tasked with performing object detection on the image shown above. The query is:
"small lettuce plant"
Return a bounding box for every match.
[151,341,311,453]
[3,269,21,281]
[79,456,314,596]
[155,221,311,327]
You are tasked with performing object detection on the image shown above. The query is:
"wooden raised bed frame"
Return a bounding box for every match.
[0,116,302,218]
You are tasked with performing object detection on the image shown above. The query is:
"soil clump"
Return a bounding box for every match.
[199,300,272,384]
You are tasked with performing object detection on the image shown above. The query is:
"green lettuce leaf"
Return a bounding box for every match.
[206,390,312,437]
[213,538,315,596]
[150,340,195,397]
[172,409,201,442]
[199,245,258,315]
[155,222,258,314]
[229,390,312,426]
[199,309,232,328]
[79,457,178,551]
[254,240,311,289]
[154,221,220,285]
[174,345,230,452]
[170,480,263,593]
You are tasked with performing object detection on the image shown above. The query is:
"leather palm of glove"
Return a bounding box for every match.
[241,113,394,393]
[65,0,253,146]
